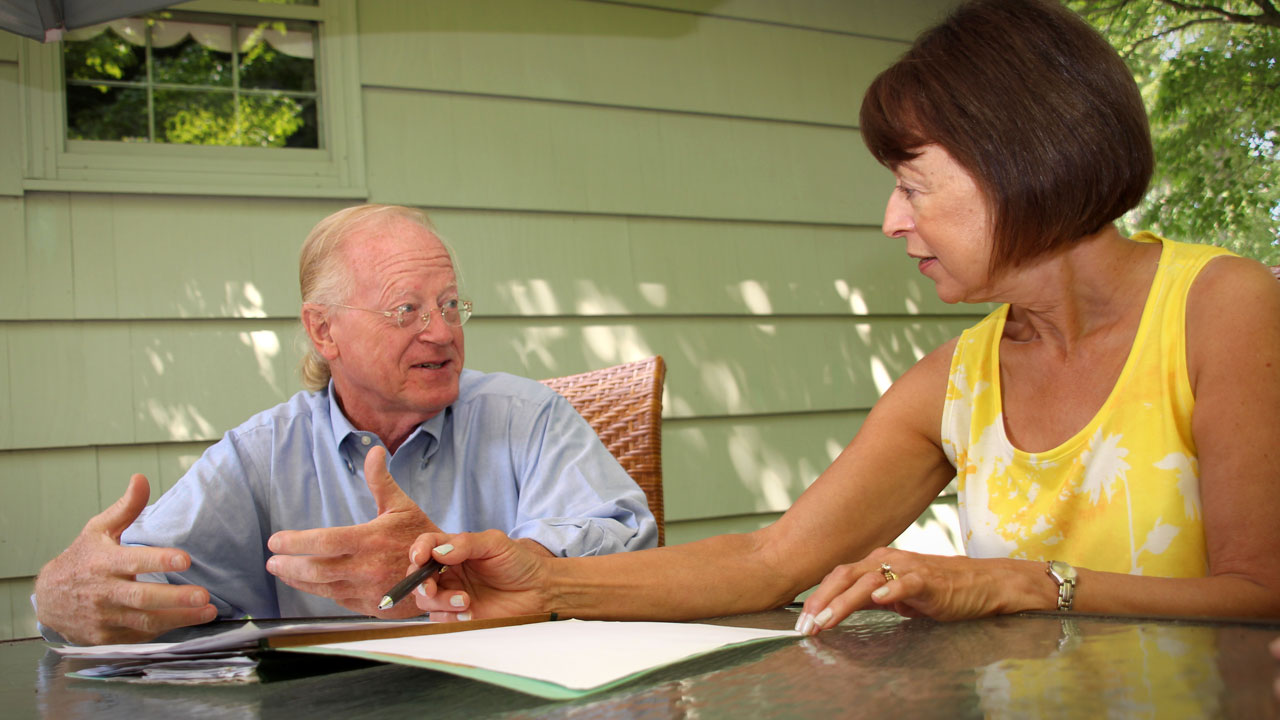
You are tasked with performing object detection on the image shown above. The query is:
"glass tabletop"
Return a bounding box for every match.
[6,608,1278,719]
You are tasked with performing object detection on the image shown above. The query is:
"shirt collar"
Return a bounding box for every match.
[325,380,448,457]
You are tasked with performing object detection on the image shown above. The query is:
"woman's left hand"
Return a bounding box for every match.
[795,548,1051,634]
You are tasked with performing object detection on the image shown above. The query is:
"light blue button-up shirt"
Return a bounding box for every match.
[119,369,657,619]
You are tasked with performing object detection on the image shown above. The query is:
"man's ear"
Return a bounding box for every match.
[302,303,340,361]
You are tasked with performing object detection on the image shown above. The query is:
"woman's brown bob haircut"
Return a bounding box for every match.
[860,0,1153,274]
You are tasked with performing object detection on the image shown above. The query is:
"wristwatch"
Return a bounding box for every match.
[1046,560,1077,611]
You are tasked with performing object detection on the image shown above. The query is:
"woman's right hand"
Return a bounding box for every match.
[408,529,554,621]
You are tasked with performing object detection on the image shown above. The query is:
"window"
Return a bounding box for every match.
[21,0,365,198]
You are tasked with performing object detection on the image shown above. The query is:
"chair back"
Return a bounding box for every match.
[540,356,666,546]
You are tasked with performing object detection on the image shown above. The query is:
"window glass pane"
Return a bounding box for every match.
[151,24,234,88]
[154,88,234,144]
[239,94,315,147]
[66,85,148,141]
[63,13,320,149]
[239,26,316,92]
[63,26,146,84]
[285,97,318,148]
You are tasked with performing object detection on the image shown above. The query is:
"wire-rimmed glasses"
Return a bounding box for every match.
[329,299,473,333]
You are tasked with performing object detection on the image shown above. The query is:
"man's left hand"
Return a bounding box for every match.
[265,446,440,617]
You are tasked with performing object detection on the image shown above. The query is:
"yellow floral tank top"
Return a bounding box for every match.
[942,233,1231,577]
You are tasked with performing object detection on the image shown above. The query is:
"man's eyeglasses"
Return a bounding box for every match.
[330,299,473,333]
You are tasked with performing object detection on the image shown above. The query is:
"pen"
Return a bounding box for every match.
[378,558,445,610]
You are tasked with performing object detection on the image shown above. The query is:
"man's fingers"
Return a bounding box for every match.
[364,445,413,516]
[107,578,211,611]
[106,605,218,641]
[266,552,363,586]
[106,545,192,576]
[268,525,360,556]
[89,474,152,540]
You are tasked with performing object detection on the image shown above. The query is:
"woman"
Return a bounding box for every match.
[403,0,1280,631]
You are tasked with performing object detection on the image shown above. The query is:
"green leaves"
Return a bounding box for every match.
[1068,0,1279,262]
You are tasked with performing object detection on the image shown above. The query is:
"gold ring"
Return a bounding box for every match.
[880,562,897,582]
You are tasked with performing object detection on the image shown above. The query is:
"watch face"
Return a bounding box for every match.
[1050,561,1077,581]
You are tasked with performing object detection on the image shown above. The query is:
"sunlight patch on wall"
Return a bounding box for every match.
[700,361,744,414]
[737,280,773,315]
[574,280,628,316]
[582,324,653,367]
[228,282,267,318]
[238,330,282,395]
[145,400,216,441]
[727,426,801,512]
[505,279,561,316]
[144,345,173,376]
[869,355,894,395]
[512,326,568,371]
[637,282,668,309]
[891,501,962,556]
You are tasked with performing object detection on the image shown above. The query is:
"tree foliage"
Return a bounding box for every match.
[63,19,316,149]
[1068,0,1280,262]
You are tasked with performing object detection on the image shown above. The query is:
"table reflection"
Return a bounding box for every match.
[8,609,1278,719]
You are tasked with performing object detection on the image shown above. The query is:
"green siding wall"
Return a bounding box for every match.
[0,0,966,639]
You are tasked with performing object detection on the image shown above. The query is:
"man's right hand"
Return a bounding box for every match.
[34,474,217,645]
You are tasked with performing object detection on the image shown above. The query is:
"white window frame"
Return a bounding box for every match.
[20,0,366,199]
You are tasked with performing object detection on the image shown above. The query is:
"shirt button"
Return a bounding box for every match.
[361,436,371,446]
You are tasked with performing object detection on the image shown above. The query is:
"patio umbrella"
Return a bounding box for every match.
[0,0,178,42]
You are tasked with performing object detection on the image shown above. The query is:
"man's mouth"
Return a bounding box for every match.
[414,362,445,370]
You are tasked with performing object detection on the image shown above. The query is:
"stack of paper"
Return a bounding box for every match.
[53,617,799,698]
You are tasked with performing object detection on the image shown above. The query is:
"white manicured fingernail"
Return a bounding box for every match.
[435,543,454,556]
[450,594,465,608]
[799,613,816,635]
[813,607,833,629]
[411,549,420,565]
[416,584,428,597]
[793,612,812,634]
[457,611,471,622]
[872,586,890,600]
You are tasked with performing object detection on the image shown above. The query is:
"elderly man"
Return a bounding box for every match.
[34,204,657,645]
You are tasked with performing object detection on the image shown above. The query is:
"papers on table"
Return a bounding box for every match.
[54,617,799,698]
[284,619,799,699]
[52,619,438,661]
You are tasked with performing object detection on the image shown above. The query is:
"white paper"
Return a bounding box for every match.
[313,619,797,690]
[51,619,437,660]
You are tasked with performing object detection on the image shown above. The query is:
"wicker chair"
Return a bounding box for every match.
[539,356,667,546]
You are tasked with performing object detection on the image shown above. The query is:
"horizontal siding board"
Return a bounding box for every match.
[3,193,347,322]
[5,577,37,640]
[0,325,9,448]
[604,0,957,40]
[437,212,973,318]
[0,448,99,578]
[1,316,978,449]
[9,196,980,322]
[96,442,215,512]
[0,62,20,197]
[0,199,23,318]
[358,0,906,127]
[0,31,17,62]
[364,89,889,224]
[21,193,74,318]
[663,411,865,521]
[0,575,11,639]
[7,323,134,449]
